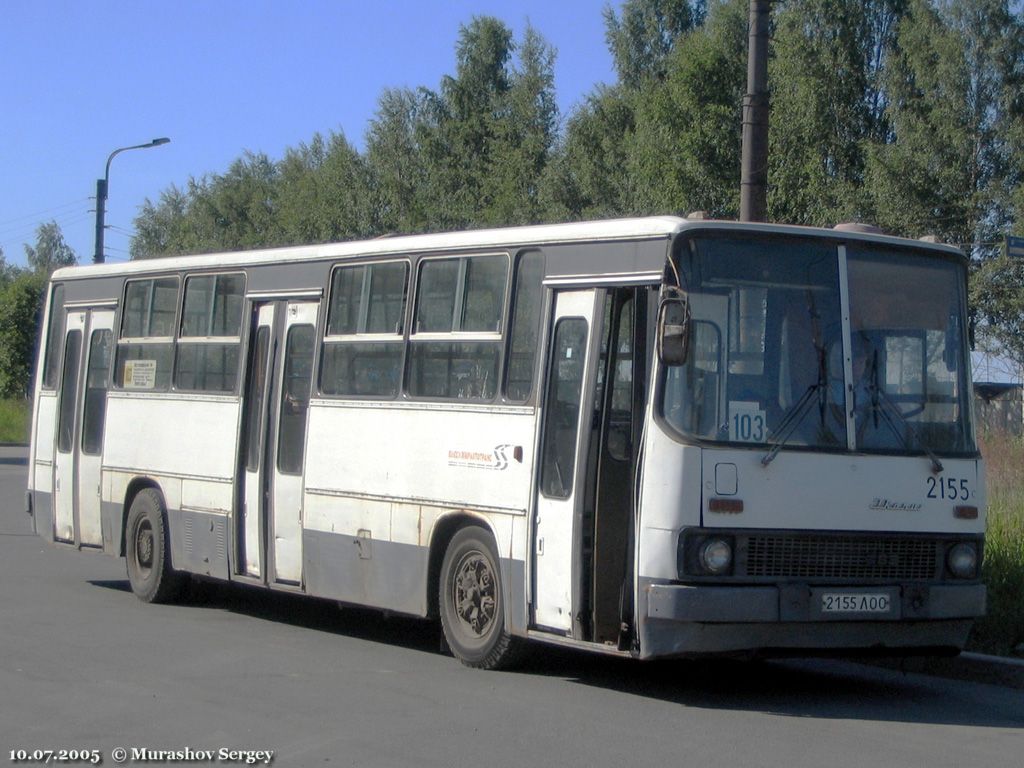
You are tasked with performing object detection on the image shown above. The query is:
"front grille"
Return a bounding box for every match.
[742,534,940,581]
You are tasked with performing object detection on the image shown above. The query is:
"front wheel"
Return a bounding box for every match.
[439,526,522,669]
[125,488,183,603]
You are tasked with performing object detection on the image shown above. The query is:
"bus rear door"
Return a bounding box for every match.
[53,308,114,547]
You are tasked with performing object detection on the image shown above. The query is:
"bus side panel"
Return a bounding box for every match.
[302,500,432,616]
[302,401,535,617]
[637,428,703,582]
[103,393,241,575]
[103,395,240,482]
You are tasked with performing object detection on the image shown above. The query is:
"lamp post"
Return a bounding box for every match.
[93,138,170,264]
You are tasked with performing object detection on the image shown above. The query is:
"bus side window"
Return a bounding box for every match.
[115,277,179,391]
[176,273,245,393]
[321,261,408,398]
[504,251,544,402]
[407,254,508,401]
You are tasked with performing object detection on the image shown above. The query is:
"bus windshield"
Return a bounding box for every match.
[661,235,975,456]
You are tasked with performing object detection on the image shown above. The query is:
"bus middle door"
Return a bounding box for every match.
[239,300,317,586]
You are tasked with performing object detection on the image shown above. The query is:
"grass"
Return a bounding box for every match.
[0,398,30,444]
[967,432,1024,656]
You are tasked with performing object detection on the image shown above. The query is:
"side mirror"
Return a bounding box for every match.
[657,290,691,366]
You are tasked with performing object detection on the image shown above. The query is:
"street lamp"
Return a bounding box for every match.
[93,137,171,264]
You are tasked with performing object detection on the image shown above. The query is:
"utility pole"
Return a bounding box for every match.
[740,0,770,222]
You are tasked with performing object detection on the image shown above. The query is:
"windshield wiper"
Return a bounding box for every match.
[864,355,944,474]
[762,345,829,467]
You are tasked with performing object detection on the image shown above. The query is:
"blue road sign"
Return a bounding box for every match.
[1008,235,1024,258]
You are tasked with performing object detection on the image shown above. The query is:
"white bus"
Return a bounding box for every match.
[27,217,986,668]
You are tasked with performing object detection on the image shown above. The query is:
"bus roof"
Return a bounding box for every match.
[51,216,966,281]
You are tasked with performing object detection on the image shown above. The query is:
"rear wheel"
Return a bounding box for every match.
[125,488,183,603]
[439,526,521,669]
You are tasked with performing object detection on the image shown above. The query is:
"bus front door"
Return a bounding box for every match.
[53,308,114,547]
[532,289,599,634]
[239,300,317,586]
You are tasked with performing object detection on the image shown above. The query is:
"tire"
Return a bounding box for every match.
[125,488,183,604]
[439,526,522,670]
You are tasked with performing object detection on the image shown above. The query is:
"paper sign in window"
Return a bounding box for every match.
[124,359,157,389]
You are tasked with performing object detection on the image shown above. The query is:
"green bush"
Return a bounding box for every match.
[0,399,30,444]
[968,434,1024,656]
[0,272,46,399]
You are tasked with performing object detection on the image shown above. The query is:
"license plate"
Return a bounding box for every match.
[821,593,892,614]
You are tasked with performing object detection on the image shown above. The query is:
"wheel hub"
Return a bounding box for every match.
[136,521,154,571]
[454,552,496,637]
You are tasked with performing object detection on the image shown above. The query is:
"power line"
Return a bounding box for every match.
[0,207,92,243]
[0,211,94,259]
[0,197,91,229]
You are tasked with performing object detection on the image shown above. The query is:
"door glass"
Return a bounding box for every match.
[42,284,65,389]
[57,330,82,454]
[607,296,634,461]
[81,329,112,455]
[245,326,271,472]
[277,324,315,475]
[540,318,588,499]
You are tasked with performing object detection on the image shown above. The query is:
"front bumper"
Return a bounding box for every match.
[637,580,985,659]
[646,582,986,623]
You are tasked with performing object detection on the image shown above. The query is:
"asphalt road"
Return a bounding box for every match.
[1,445,1021,768]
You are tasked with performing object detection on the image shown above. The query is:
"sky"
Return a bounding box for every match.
[1,0,617,267]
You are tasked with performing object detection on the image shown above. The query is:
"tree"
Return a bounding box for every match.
[0,222,74,398]
[867,0,1024,247]
[767,0,906,226]
[0,246,14,287]
[480,24,559,225]
[604,0,706,88]
[23,220,77,274]
[542,85,637,219]
[546,0,744,220]
[132,186,192,259]
[422,16,516,229]
[971,255,1024,372]
[365,87,436,234]
[365,17,559,231]
[186,152,283,251]
[0,271,46,398]
[276,132,375,244]
[625,0,748,217]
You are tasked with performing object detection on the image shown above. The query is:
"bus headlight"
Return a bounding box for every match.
[946,542,978,579]
[699,538,734,575]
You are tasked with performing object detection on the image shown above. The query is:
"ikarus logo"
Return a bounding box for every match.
[870,498,923,512]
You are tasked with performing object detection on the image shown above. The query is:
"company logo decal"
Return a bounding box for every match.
[448,444,523,470]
